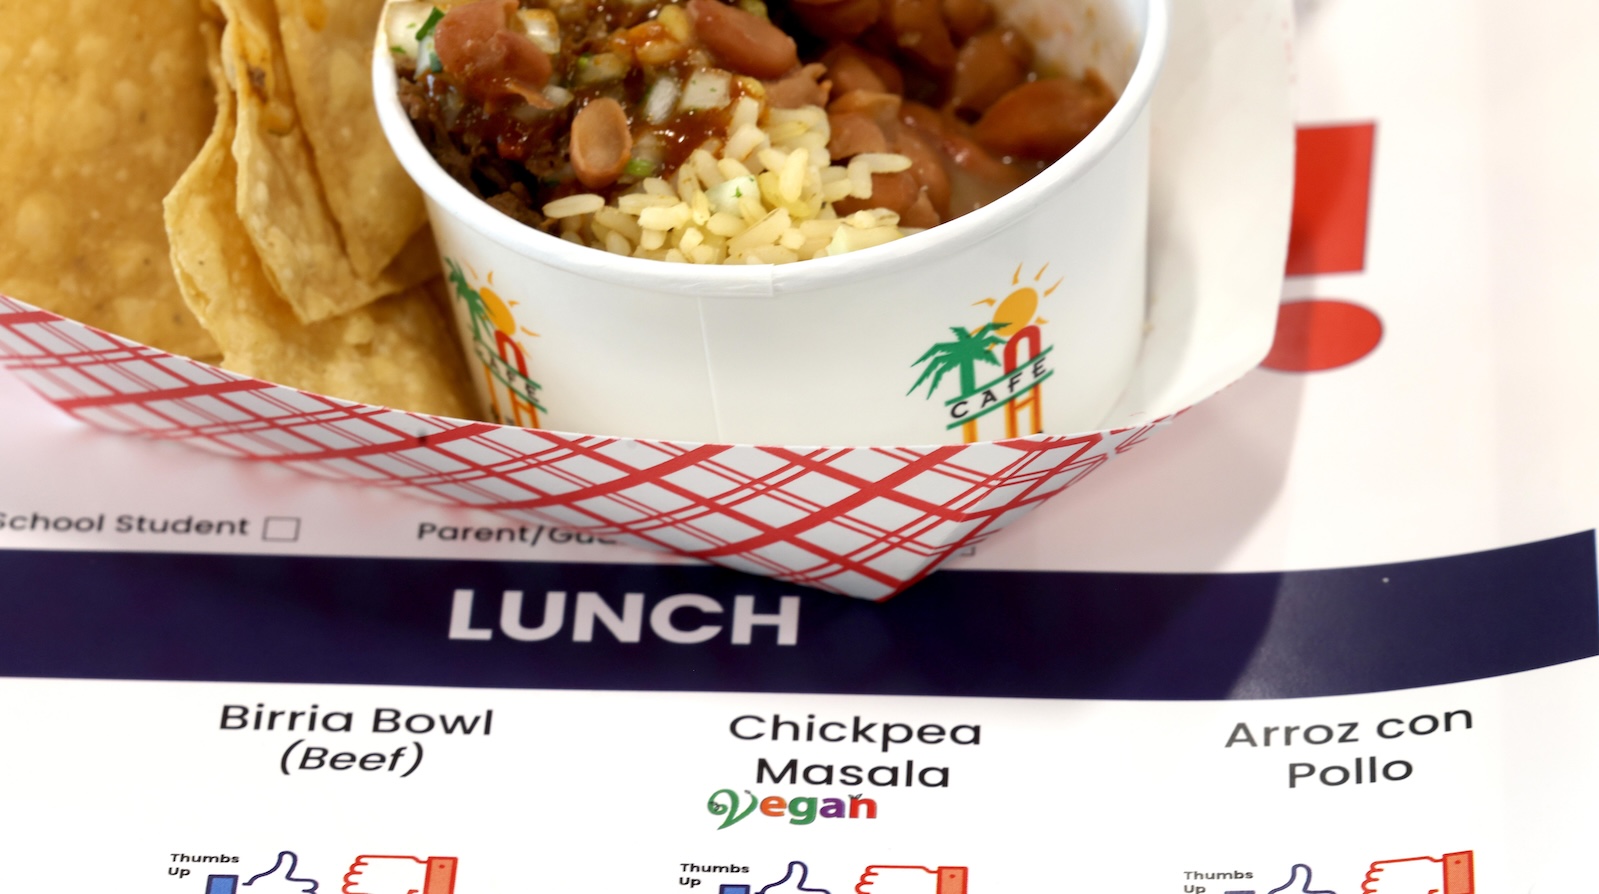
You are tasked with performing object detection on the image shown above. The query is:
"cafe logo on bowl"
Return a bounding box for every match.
[910,262,1060,443]
[445,257,546,428]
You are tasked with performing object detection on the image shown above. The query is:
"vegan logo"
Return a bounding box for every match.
[910,262,1062,443]
[707,788,878,829]
[445,258,545,428]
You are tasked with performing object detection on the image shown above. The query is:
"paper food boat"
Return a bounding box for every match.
[0,0,1293,600]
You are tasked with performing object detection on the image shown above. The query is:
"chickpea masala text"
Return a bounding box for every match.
[390,0,1117,264]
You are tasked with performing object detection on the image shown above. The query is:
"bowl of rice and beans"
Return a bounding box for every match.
[374,0,1169,445]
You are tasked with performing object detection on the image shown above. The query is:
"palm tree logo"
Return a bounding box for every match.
[445,257,546,428]
[909,261,1063,443]
[909,323,1008,442]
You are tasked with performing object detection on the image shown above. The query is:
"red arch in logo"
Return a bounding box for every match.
[1004,325,1043,437]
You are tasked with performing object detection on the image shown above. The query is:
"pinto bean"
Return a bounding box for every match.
[820,45,904,95]
[872,171,923,214]
[828,89,903,133]
[766,63,831,109]
[686,0,798,79]
[900,190,942,228]
[792,0,883,42]
[835,170,920,215]
[973,76,1117,160]
[883,0,958,72]
[435,0,554,104]
[901,100,1024,188]
[569,97,634,189]
[827,111,891,158]
[941,0,993,40]
[434,0,515,70]
[892,127,950,214]
[898,98,945,134]
[490,33,558,105]
[821,50,885,95]
[949,30,1030,117]
[996,26,1034,63]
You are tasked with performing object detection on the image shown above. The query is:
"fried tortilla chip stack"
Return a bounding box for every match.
[0,0,479,420]
[0,1,218,359]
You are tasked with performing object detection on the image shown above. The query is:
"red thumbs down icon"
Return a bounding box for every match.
[855,865,968,894]
[1362,851,1474,894]
[342,855,458,894]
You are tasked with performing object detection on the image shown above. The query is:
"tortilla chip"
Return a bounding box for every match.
[166,22,478,420]
[214,0,435,324]
[274,0,429,280]
[0,0,217,358]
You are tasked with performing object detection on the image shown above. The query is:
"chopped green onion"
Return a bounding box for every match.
[415,7,445,42]
[624,157,660,178]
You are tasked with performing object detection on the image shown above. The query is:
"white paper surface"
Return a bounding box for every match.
[3,1,1599,891]
[0,666,1586,890]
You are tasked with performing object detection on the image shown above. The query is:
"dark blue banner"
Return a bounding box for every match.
[0,532,1593,699]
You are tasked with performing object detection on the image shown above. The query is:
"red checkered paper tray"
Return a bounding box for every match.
[0,302,1172,598]
[0,0,1293,598]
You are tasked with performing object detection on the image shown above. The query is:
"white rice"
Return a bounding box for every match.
[539,91,912,265]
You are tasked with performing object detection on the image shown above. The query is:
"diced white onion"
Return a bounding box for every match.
[574,53,629,86]
[414,34,440,78]
[516,9,561,55]
[643,77,681,125]
[705,175,757,216]
[657,5,692,41]
[679,69,733,112]
[509,103,545,124]
[542,85,574,108]
[385,2,438,64]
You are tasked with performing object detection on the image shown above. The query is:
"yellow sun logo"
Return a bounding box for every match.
[479,271,540,340]
[478,286,517,338]
[974,262,1064,338]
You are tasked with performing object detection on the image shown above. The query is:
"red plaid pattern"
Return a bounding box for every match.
[0,296,1171,599]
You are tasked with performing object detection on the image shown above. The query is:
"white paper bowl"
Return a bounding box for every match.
[374,0,1171,446]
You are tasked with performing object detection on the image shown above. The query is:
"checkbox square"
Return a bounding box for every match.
[262,517,302,543]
